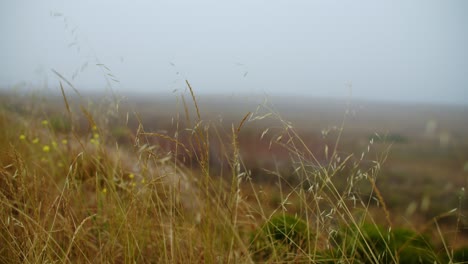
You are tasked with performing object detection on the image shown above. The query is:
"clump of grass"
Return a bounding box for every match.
[332,223,439,263]
[249,214,312,261]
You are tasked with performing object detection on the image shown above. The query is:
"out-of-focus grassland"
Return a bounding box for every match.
[121,93,468,229]
[0,88,467,263]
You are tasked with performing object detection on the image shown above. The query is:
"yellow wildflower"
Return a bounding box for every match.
[41,120,48,126]
[32,138,39,144]
[90,138,99,145]
[128,173,135,179]
[42,145,50,153]
[62,139,68,145]
[102,188,107,194]
[19,134,26,140]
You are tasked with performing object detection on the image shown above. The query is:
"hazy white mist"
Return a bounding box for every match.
[1,0,467,104]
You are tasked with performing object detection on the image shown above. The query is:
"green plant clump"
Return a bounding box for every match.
[334,223,439,264]
[452,246,468,263]
[250,214,312,261]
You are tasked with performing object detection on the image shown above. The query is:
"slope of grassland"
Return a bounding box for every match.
[0,90,466,263]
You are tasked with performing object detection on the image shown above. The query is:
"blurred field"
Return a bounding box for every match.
[122,93,468,226]
[1,89,467,262]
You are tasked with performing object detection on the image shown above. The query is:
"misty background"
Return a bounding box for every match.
[1,0,467,104]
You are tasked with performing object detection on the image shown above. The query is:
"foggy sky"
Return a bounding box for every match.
[1,0,467,104]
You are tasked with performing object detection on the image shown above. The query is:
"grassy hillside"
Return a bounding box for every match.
[0,88,466,263]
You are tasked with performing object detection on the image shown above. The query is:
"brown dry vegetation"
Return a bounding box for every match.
[0,87,467,263]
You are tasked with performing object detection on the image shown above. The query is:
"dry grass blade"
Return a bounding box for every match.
[181,94,191,126]
[237,112,251,134]
[64,214,97,260]
[51,68,81,96]
[59,82,71,115]
[368,177,392,227]
[140,132,191,154]
[185,80,201,121]
[79,106,96,130]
